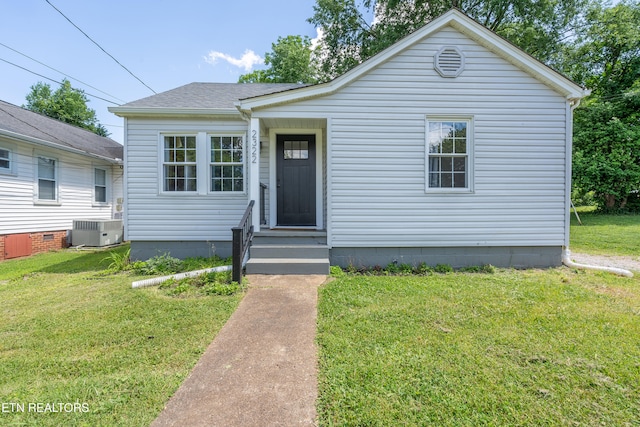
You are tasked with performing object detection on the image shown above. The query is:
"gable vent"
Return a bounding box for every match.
[435,46,464,78]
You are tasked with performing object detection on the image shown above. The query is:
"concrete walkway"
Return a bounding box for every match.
[151,275,326,427]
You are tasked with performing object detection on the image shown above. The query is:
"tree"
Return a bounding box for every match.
[573,89,640,210]
[239,35,317,84]
[309,0,590,80]
[570,1,640,211]
[24,79,109,136]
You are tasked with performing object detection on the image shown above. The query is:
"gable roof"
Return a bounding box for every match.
[0,100,123,162]
[237,9,588,112]
[109,82,307,117]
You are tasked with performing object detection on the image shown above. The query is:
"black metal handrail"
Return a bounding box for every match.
[260,183,267,225]
[232,200,255,283]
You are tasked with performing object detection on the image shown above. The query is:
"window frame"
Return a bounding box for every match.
[160,134,199,194]
[0,143,15,175]
[208,134,246,194]
[36,155,59,203]
[425,116,474,193]
[93,167,109,205]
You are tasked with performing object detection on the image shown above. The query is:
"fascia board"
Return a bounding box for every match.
[0,129,122,164]
[108,106,241,118]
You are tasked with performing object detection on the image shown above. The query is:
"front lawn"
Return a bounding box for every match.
[317,269,640,426]
[0,245,242,426]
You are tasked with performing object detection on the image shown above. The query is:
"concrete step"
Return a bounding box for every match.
[250,244,329,260]
[246,258,330,275]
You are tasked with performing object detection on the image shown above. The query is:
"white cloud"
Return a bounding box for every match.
[205,49,264,71]
[310,27,325,51]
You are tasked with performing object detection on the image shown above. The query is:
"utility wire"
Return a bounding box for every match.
[44,0,157,94]
[0,57,118,105]
[0,41,126,104]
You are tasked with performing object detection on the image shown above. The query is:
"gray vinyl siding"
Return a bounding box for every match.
[124,117,249,242]
[0,139,121,234]
[260,27,569,248]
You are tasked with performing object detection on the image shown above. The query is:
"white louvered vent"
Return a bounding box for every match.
[434,46,464,78]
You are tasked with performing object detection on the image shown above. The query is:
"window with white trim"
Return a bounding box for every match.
[94,168,108,203]
[426,119,471,190]
[163,135,197,192]
[210,135,244,192]
[0,147,11,172]
[37,156,57,200]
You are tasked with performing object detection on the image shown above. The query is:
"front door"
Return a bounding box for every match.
[276,134,316,226]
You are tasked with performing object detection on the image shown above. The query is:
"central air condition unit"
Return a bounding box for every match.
[72,219,123,247]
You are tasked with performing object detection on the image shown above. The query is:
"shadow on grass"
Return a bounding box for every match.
[37,250,117,274]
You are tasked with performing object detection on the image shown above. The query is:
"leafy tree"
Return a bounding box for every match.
[573,88,640,210]
[24,79,109,136]
[239,35,317,84]
[309,0,590,80]
[570,1,640,210]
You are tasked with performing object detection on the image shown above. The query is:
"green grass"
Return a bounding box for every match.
[317,270,640,426]
[570,212,640,256]
[0,245,242,426]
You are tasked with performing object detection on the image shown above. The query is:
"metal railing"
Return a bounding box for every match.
[260,183,267,225]
[231,200,255,283]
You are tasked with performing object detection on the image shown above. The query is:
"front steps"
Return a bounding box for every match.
[245,231,330,275]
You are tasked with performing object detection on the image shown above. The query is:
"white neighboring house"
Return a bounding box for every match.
[0,100,123,260]
[110,10,587,271]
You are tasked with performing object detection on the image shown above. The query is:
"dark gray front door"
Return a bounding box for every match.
[276,134,316,226]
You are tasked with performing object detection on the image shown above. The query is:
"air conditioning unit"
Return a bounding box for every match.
[72,219,123,247]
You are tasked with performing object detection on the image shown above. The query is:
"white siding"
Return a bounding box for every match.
[260,27,569,248]
[0,139,121,234]
[125,118,249,242]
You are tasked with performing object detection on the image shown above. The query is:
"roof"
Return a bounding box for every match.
[0,100,123,162]
[237,9,588,111]
[110,83,307,114]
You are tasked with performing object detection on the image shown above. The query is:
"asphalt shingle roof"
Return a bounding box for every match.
[119,82,307,109]
[0,100,123,161]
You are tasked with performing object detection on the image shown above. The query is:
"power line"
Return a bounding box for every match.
[44,0,157,95]
[0,42,126,104]
[0,57,118,105]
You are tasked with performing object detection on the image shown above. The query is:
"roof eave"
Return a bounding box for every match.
[108,106,241,118]
[0,129,122,164]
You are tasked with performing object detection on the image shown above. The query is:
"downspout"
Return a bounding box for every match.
[562,96,633,277]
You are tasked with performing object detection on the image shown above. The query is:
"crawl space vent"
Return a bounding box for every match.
[435,46,464,78]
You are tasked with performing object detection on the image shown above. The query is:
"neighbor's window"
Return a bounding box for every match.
[427,119,470,189]
[210,136,244,192]
[0,147,10,172]
[163,135,197,192]
[94,168,107,203]
[37,156,57,200]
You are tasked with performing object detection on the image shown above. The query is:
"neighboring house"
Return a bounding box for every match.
[110,9,587,272]
[0,100,123,260]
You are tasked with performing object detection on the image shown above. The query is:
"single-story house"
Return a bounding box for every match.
[109,9,587,273]
[0,100,124,260]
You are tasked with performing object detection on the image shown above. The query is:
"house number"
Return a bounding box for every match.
[251,130,258,164]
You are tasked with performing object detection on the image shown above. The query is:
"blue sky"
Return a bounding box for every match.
[1,0,320,143]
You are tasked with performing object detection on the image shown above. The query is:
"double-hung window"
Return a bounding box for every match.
[37,156,57,201]
[94,168,108,203]
[426,118,472,190]
[163,135,197,192]
[0,147,11,173]
[210,136,244,192]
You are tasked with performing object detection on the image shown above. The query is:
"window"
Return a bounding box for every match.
[95,168,107,203]
[0,147,10,172]
[427,119,471,190]
[37,156,57,200]
[210,136,244,192]
[163,135,197,192]
[284,141,309,159]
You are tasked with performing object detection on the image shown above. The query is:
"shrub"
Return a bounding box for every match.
[434,264,454,274]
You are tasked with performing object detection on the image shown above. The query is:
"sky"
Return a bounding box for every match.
[0,0,321,143]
